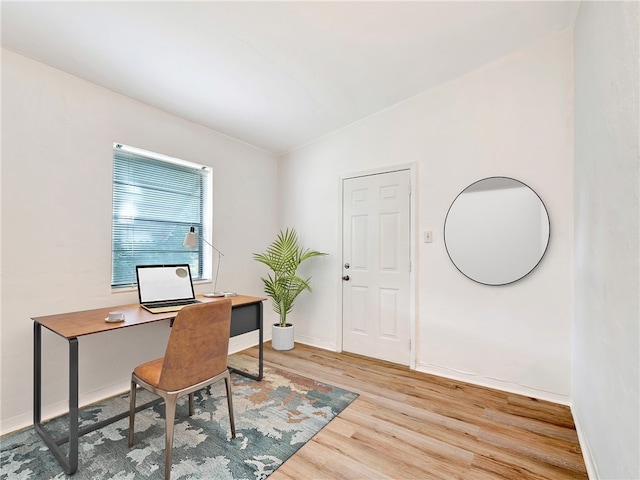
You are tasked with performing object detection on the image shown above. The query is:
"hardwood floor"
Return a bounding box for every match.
[231,342,588,480]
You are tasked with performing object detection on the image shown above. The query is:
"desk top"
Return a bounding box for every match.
[32,295,265,339]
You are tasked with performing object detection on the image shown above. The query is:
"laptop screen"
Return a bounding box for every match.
[136,264,196,304]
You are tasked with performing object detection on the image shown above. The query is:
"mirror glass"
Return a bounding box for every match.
[444,177,550,285]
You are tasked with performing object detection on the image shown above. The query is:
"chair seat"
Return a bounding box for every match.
[133,358,164,387]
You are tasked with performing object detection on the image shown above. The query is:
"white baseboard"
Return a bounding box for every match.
[292,339,572,406]
[229,330,261,354]
[1,413,33,437]
[416,361,571,405]
[293,334,337,352]
[572,405,598,479]
[1,381,131,436]
[2,335,263,436]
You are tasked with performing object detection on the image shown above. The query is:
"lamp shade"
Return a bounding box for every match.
[181,226,230,297]
[183,226,198,248]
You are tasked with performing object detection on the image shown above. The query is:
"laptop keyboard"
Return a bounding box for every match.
[150,299,200,308]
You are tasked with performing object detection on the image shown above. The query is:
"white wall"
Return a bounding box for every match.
[279,31,574,402]
[573,2,640,479]
[0,49,278,434]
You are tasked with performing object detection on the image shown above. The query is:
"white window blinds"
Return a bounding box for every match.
[111,144,211,288]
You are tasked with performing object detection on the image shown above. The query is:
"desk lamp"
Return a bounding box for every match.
[183,226,228,297]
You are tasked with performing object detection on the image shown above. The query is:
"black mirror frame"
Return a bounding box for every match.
[443,176,551,286]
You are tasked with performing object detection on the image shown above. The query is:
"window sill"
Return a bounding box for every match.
[111,279,212,294]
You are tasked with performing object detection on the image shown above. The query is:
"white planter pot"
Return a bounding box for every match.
[271,323,294,351]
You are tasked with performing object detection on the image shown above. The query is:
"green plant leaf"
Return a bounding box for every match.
[253,228,327,326]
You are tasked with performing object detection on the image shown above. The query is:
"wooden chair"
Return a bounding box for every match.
[128,299,236,480]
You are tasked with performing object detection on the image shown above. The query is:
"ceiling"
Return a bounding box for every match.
[1,1,578,154]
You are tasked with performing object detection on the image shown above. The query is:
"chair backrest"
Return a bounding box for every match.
[158,299,232,391]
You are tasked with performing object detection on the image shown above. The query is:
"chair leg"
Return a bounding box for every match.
[224,372,236,438]
[164,395,178,480]
[128,379,137,447]
[188,393,194,416]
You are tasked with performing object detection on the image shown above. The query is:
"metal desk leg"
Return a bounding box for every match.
[33,322,79,475]
[229,301,264,381]
[34,322,41,426]
[257,301,263,381]
[68,337,79,473]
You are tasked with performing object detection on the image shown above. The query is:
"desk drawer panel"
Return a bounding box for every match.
[230,303,260,337]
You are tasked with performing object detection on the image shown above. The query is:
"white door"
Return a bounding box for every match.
[342,169,411,365]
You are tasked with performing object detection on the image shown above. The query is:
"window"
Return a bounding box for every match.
[111,143,212,288]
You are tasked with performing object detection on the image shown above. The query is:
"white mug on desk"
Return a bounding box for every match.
[106,311,125,323]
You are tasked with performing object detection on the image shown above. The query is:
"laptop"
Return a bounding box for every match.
[136,264,201,314]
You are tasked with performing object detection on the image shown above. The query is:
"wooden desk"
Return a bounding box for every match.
[32,294,264,475]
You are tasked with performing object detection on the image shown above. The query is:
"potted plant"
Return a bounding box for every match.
[253,228,326,350]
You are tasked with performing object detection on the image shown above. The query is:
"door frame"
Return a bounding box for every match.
[337,163,418,370]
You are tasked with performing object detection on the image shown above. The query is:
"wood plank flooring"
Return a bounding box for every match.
[230,342,588,480]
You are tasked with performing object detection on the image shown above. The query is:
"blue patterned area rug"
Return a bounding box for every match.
[1,363,357,479]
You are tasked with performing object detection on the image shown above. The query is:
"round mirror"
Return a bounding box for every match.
[444,177,550,285]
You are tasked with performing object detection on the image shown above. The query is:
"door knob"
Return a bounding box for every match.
[342,275,350,281]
